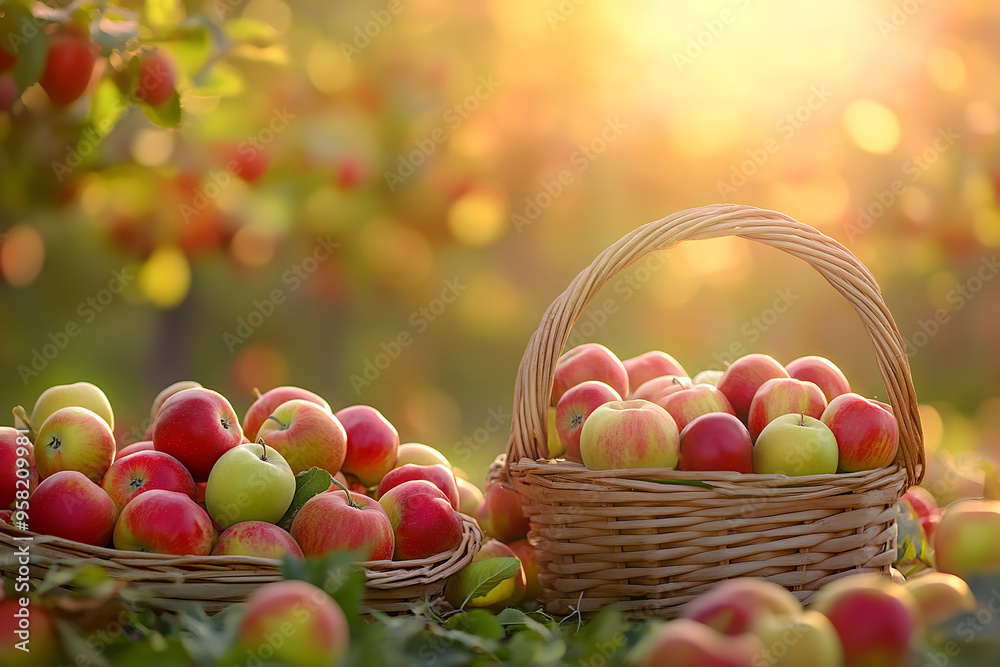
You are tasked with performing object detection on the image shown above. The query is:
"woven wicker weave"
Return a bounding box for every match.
[504,203,924,618]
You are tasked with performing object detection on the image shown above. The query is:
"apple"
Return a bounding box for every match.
[335,405,399,487]
[212,521,305,560]
[444,538,526,610]
[205,442,296,529]
[692,369,724,386]
[330,471,369,497]
[289,481,394,560]
[753,413,838,476]
[551,343,630,405]
[920,511,942,544]
[395,442,452,468]
[135,49,176,107]
[933,499,1000,580]
[622,351,688,393]
[379,480,463,560]
[0,598,64,667]
[242,386,331,443]
[30,381,115,432]
[821,393,899,472]
[101,450,197,511]
[235,580,348,667]
[506,538,542,602]
[28,470,117,546]
[114,489,213,555]
[658,383,736,432]
[555,380,622,463]
[0,427,37,509]
[456,478,484,517]
[481,481,530,543]
[255,399,347,476]
[900,486,937,519]
[903,571,977,630]
[635,618,765,667]
[579,399,680,471]
[153,387,244,481]
[546,406,565,458]
[716,353,789,424]
[810,573,918,667]
[116,440,155,458]
[474,499,491,535]
[683,577,802,635]
[38,27,99,107]
[784,355,851,402]
[196,481,207,504]
[631,375,693,402]
[679,412,753,473]
[377,463,460,510]
[752,610,843,667]
[149,380,202,424]
[34,406,115,483]
[747,377,827,442]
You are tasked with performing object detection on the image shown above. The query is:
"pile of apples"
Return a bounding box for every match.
[548,344,901,476]
[1,381,485,564]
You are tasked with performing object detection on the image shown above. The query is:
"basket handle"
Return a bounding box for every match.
[506,203,924,487]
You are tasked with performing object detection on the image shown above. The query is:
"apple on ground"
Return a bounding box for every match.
[34,406,116,483]
[456,477,484,517]
[289,481,394,560]
[395,442,451,468]
[630,375,693,402]
[752,610,843,667]
[31,381,115,433]
[114,489,214,555]
[0,598,64,667]
[212,520,305,560]
[747,377,828,441]
[379,480,464,560]
[555,380,622,463]
[116,440,155,459]
[481,481,530,543]
[634,618,766,667]
[933,499,1000,580]
[692,369,723,386]
[622,350,688,394]
[255,399,347,476]
[506,538,543,601]
[551,343,630,405]
[377,463,460,510]
[153,387,244,481]
[903,571,978,631]
[753,413,838,476]
[0,427,37,508]
[682,577,802,635]
[580,399,680,471]
[678,412,753,473]
[821,393,899,472]
[205,442,296,529]
[900,486,937,518]
[28,470,118,546]
[546,406,565,458]
[784,355,851,402]
[716,353,789,424]
[335,405,399,487]
[658,383,736,432]
[101,450,197,511]
[444,538,526,610]
[242,385,331,443]
[920,510,943,543]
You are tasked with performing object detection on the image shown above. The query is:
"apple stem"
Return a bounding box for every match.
[799,412,805,427]
[252,387,263,400]
[266,414,289,430]
[256,439,268,461]
[329,476,360,509]
[12,406,33,440]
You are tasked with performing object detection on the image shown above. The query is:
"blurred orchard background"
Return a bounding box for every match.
[0,0,998,491]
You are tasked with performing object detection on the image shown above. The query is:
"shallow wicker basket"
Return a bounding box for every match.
[0,513,481,614]
[505,203,924,619]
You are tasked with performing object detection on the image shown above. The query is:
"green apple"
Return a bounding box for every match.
[205,443,296,529]
[933,499,1000,580]
[752,413,838,476]
[752,610,843,667]
[31,381,114,432]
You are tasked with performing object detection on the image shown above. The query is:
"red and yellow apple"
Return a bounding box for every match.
[752,610,843,667]
[903,571,978,630]
[153,387,244,481]
[149,380,202,424]
[377,463,460,510]
[784,355,851,403]
[34,406,115,483]
[29,470,117,546]
[242,386,331,443]
[747,377,827,441]
[379,480,463,560]
[933,499,1000,580]
[683,577,802,635]
[444,538,526,610]
[631,375,693,403]
[335,405,399,487]
[623,350,687,393]
[480,481,530,543]
[635,618,765,667]
[212,520,305,560]
[113,488,213,555]
[551,343,630,405]
[658,384,736,432]
[579,400,680,471]
[555,380,622,463]
[255,399,347,476]
[116,440,155,459]
[395,442,451,468]
[30,381,115,433]
[506,538,542,602]
[716,353,789,424]
[101,450,197,511]
[456,477,485,517]
[289,483,394,560]
[0,598,64,667]
[821,393,899,472]
[678,412,753,473]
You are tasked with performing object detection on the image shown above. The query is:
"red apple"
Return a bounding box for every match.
[444,538,526,610]
[747,377,828,442]
[378,480,463,560]
[149,380,202,425]
[242,386,331,443]
[39,27,99,107]
[900,486,937,519]
[683,577,802,635]
[0,427,36,509]
[116,440,155,459]
[820,393,899,472]
[0,598,64,666]
[635,618,766,667]
[716,353,789,424]
[255,399,347,476]
[113,489,213,555]
[289,482,394,560]
[658,384,736,432]
[481,481,530,544]
[551,343,630,405]
[377,463,460,510]
[630,375,693,402]
[28,470,117,546]
[785,355,851,402]
[555,380,622,463]
[506,538,542,602]
[135,49,176,107]
[678,413,753,473]
[152,387,244,481]
[212,520,305,560]
[579,399,679,470]
[101,450,197,511]
[34,406,116,483]
[623,351,688,394]
[335,405,399,487]
[456,477,484,517]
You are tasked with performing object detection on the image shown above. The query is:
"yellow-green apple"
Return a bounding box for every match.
[692,369,724,386]
[658,384,736,432]
[683,577,802,635]
[113,488,213,555]
[1,427,36,509]
[205,442,296,529]
[810,573,918,667]
[242,385,331,443]
[623,350,688,393]
[903,571,977,630]
[101,450,197,511]
[579,399,680,471]
[555,380,622,463]
[255,399,347,476]
[30,381,115,432]
[444,538,526,610]
[546,406,565,458]
[28,470,117,546]
[821,394,899,473]
[0,598,64,667]
[551,343,629,405]
[635,618,765,667]
[289,481,394,560]
[506,538,542,601]
[481,481,530,543]
[747,377,828,441]
[335,405,399,487]
[933,499,1000,579]
[716,353,789,424]
[395,442,451,468]
[752,610,844,667]
[631,375,693,402]
[212,520,305,560]
[678,412,753,473]
[377,463,460,509]
[149,380,202,424]
[379,479,463,560]
[456,477,484,517]
[785,355,851,402]
[152,387,244,481]
[34,407,115,483]
[753,413,838,476]
[234,580,348,667]
[116,440,154,458]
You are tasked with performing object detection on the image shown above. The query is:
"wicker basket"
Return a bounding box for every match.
[505,203,924,619]
[0,513,481,614]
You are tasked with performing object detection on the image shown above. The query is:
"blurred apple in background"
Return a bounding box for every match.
[153,387,243,481]
[635,618,765,667]
[678,412,753,473]
[555,380,622,463]
[336,405,399,487]
[716,353,789,424]
[29,470,118,546]
[114,489,214,555]
[900,486,937,518]
[212,521,305,560]
[821,394,899,472]
[933,498,1000,580]
[682,577,802,635]
[205,442,296,529]
[444,538,526,610]
[545,406,564,458]
[456,477,484,517]
[746,377,827,441]
[379,479,463,560]
[903,571,977,631]
[30,381,115,435]
[622,350,688,393]
[753,413,838,476]
[658,384,736,432]
[551,343,630,405]
[784,355,851,402]
[101,450,197,511]
[580,399,679,471]
[506,538,542,602]
[0,598,64,667]
[692,369,723,386]
[242,386,331,443]
[480,481,530,543]
[630,375,692,402]
[0,427,36,508]
[290,483,394,560]
[377,463,460,510]
[34,406,115,483]
[752,610,843,667]
[395,442,451,468]
[255,399,347,475]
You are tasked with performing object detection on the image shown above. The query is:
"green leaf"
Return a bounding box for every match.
[223,18,280,48]
[278,466,333,529]
[446,609,505,640]
[0,3,49,95]
[190,60,244,97]
[88,77,129,136]
[279,551,367,624]
[141,89,182,128]
[456,557,521,609]
[161,25,212,74]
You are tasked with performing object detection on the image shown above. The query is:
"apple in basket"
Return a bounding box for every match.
[212,520,305,560]
[116,440,155,458]
[34,406,116,483]
[551,343,630,404]
[746,377,827,442]
[114,488,214,555]
[752,413,838,476]
[630,375,693,403]
[579,399,680,470]
[335,404,399,487]
[784,355,851,402]
[290,479,394,560]
[657,383,735,432]
[242,385,331,443]
[716,353,789,424]
[255,398,347,476]
[678,412,753,473]
[29,470,118,547]
[622,350,688,394]
[379,480,463,560]
[377,463,461,510]
[205,442,296,529]
[0,427,37,508]
[153,387,244,481]
[555,380,622,463]
[30,381,115,433]
[101,450,197,512]
[820,393,899,472]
